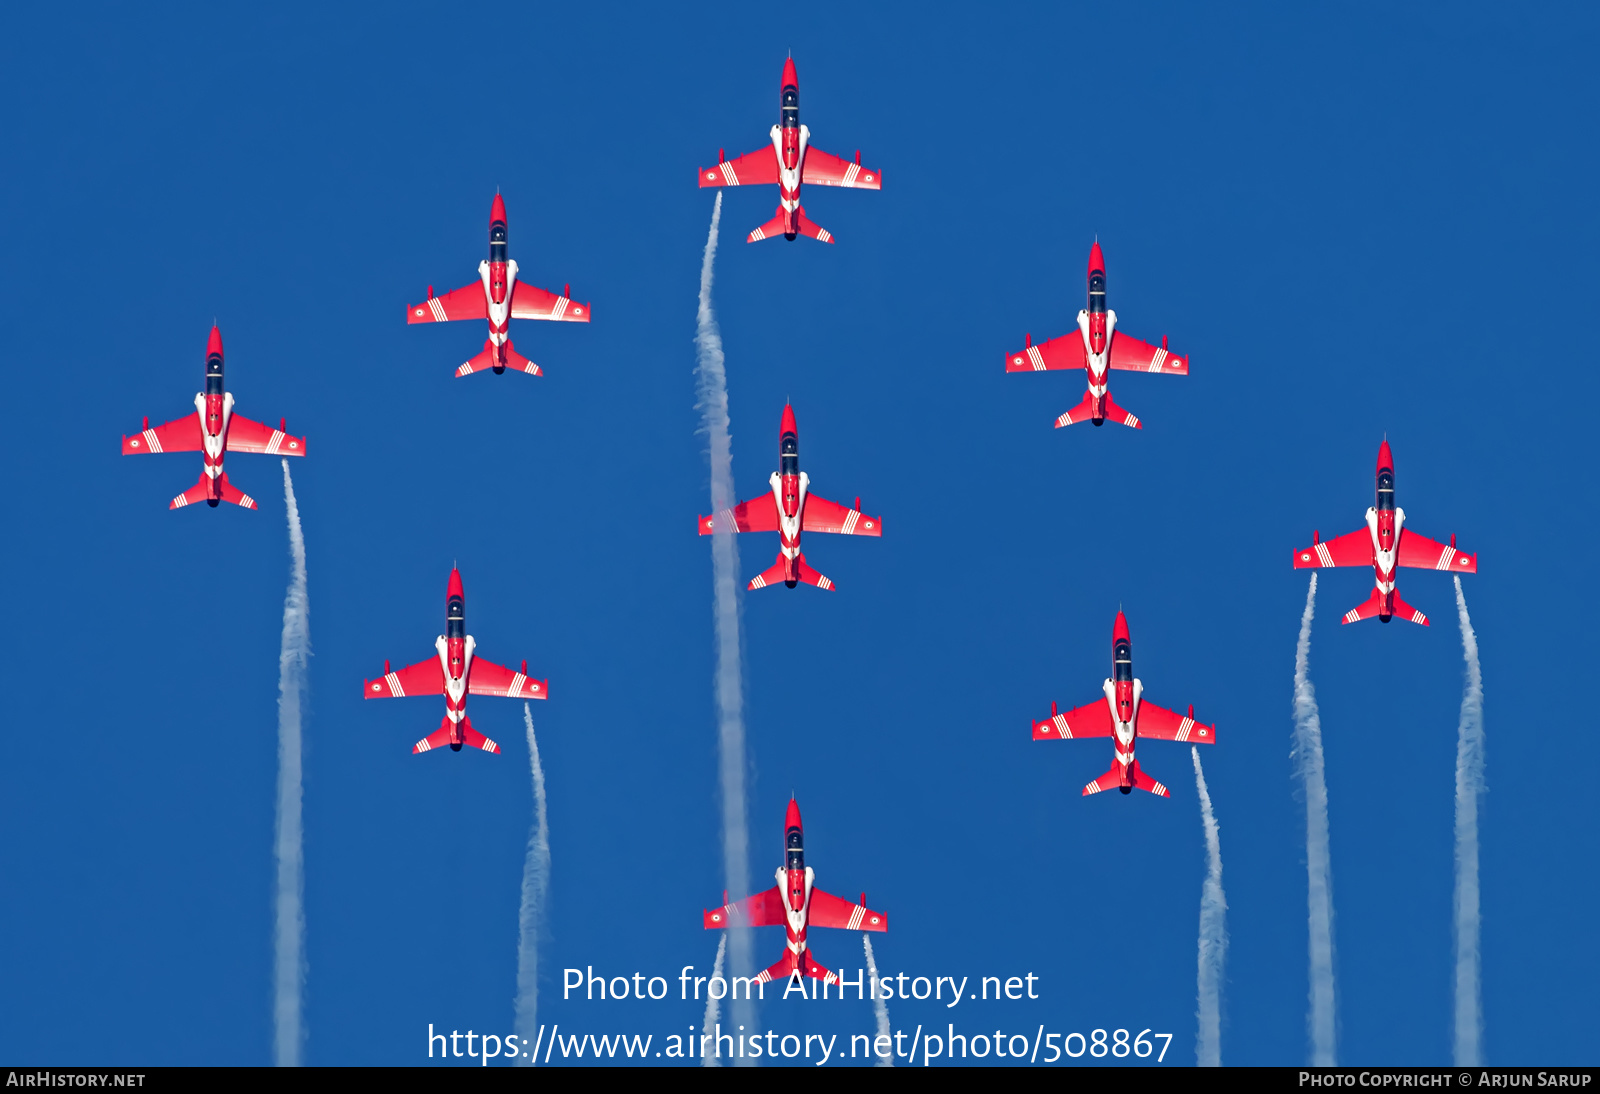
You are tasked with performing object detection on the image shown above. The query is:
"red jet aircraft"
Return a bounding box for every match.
[704,799,886,987]
[698,404,881,590]
[698,57,881,244]
[363,567,547,754]
[121,325,306,510]
[1005,242,1188,429]
[1032,612,1215,798]
[406,194,590,377]
[1292,440,1477,625]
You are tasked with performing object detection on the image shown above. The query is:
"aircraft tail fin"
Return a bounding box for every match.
[749,554,793,590]
[748,208,791,243]
[1055,391,1099,429]
[793,206,834,244]
[1342,588,1429,626]
[1054,391,1143,430]
[794,553,835,590]
[456,339,541,378]
[413,718,457,754]
[1083,760,1170,798]
[459,716,501,754]
[171,472,257,511]
[1128,759,1171,797]
[1099,391,1143,429]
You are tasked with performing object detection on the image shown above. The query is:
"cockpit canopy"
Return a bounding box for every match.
[780,433,798,456]
[1377,470,1395,509]
[446,596,465,638]
[1113,638,1133,681]
[1088,271,1107,306]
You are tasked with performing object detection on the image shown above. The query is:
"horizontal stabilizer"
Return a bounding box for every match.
[1083,760,1169,798]
[754,949,838,986]
[456,339,542,378]
[171,472,256,511]
[794,553,834,591]
[413,721,457,754]
[460,718,501,754]
[748,207,791,243]
[794,206,834,244]
[1341,588,1429,626]
[1054,390,1142,430]
[749,554,792,590]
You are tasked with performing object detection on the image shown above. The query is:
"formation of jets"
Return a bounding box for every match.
[116,57,1479,990]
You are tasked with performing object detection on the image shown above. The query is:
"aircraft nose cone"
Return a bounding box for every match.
[206,325,224,358]
[785,798,803,831]
[1377,438,1394,472]
[447,567,465,600]
[782,56,798,88]
[780,403,798,436]
[490,192,507,225]
[1113,610,1130,642]
[1088,240,1106,278]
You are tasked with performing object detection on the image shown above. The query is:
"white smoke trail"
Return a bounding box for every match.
[1291,573,1337,1065]
[700,935,727,1068]
[1452,576,1485,1066]
[694,192,756,1047]
[862,934,893,1068]
[1191,747,1227,1066]
[274,459,309,1067]
[513,703,551,1066]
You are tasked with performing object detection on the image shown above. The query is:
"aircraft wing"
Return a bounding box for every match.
[801,147,882,189]
[364,657,445,699]
[699,493,780,535]
[1135,700,1216,744]
[801,494,882,536]
[467,657,549,700]
[698,147,781,188]
[1293,528,1375,569]
[1032,698,1115,740]
[225,414,306,456]
[122,412,203,454]
[808,887,887,932]
[406,281,488,324]
[1397,530,1478,574]
[704,885,786,928]
[510,281,591,323]
[1108,331,1189,375]
[1005,331,1088,373]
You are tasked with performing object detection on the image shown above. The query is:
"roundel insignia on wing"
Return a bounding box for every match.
[130,439,140,447]
[530,683,540,692]
[863,521,873,529]
[707,172,717,180]
[1199,728,1208,737]
[711,912,722,922]
[414,308,425,317]
[288,441,298,449]
[1459,556,1471,566]
[572,307,583,315]
[1301,552,1311,561]
[372,683,382,692]
[869,915,879,924]
[1012,356,1024,366]
[863,175,873,182]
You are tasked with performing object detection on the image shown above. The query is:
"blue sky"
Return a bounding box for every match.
[0,0,1594,1067]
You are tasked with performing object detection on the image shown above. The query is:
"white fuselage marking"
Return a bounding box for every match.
[197,391,235,478]
[479,259,520,345]
[770,470,809,560]
[779,865,815,954]
[1076,308,1119,395]
[770,124,810,212]
[435,633,476,723]
[1102,676,1142,768]
[1365,506,1406,591]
